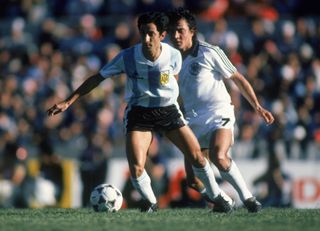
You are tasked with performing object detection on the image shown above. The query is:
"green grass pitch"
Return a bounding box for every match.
[0,208,319,231]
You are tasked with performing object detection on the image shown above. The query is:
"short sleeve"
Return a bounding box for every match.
[99,51,125,78]
[172,49,182,75]
[211,47,237,79]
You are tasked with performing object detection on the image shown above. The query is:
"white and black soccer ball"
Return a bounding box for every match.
[90,183,123,212]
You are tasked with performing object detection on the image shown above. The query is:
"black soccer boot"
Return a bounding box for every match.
[140,200,158,213]
[211,194,235,213]
[243,197,262,213]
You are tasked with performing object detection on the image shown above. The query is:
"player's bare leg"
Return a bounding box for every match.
[126,131,152,178]
[126,131,157,212]
[166,126,234,212]
[209,128,262,212]
[209,129,233,170]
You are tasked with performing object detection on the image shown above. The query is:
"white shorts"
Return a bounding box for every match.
[185,104,235,149]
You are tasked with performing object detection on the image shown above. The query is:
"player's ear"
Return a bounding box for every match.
[190,28,195,37]
[160,31,167,41]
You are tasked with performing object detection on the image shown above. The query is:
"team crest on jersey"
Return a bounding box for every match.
[189,62,201,75]
[160,71,169,85]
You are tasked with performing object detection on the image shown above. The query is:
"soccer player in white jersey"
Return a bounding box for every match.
[167,8,275,212]
[47,11,234,212]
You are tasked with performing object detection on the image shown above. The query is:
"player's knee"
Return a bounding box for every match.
[187,148,205,168]
[214,156,231,171]
[191,153,206,168]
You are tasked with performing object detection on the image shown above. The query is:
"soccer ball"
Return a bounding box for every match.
[90,183,123,212]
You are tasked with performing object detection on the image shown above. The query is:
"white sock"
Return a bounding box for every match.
[220,160,253,201]
[192,158,222,200]
[200,188,207,195]
[130,169,157,204]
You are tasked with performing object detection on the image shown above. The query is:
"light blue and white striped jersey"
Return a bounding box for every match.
[99,42,182,108]
[178,40,237,117]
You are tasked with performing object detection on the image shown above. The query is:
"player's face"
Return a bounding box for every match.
[169,19,194,52]
[139,23,165,52]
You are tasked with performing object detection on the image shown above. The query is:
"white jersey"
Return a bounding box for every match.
[179,40,237,118]
[99,42,182,108]
[178,40,237,148]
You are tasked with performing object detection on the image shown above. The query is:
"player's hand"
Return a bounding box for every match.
[47,101,70,116]
[256,107,274,125]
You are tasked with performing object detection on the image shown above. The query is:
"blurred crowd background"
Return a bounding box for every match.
[0,0,319,209]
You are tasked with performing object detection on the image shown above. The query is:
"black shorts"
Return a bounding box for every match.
[124,105,185,133]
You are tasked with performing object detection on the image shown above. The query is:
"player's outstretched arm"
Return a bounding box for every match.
[47,73,105,116]
[230,71,274,125]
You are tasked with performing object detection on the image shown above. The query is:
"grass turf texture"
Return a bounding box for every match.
[0,208,319,231]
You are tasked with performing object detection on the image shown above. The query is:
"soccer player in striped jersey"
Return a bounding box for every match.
[47,11,234,212]
[167,8,274,212]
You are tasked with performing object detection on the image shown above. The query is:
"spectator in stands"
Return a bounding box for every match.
[0,133,32,208]
[37,129,64,205]
[253,151,292,208]
[79,131,111,207]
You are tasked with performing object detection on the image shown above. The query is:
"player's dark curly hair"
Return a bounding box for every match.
[167,7,198,40]
[137,11,169,34]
